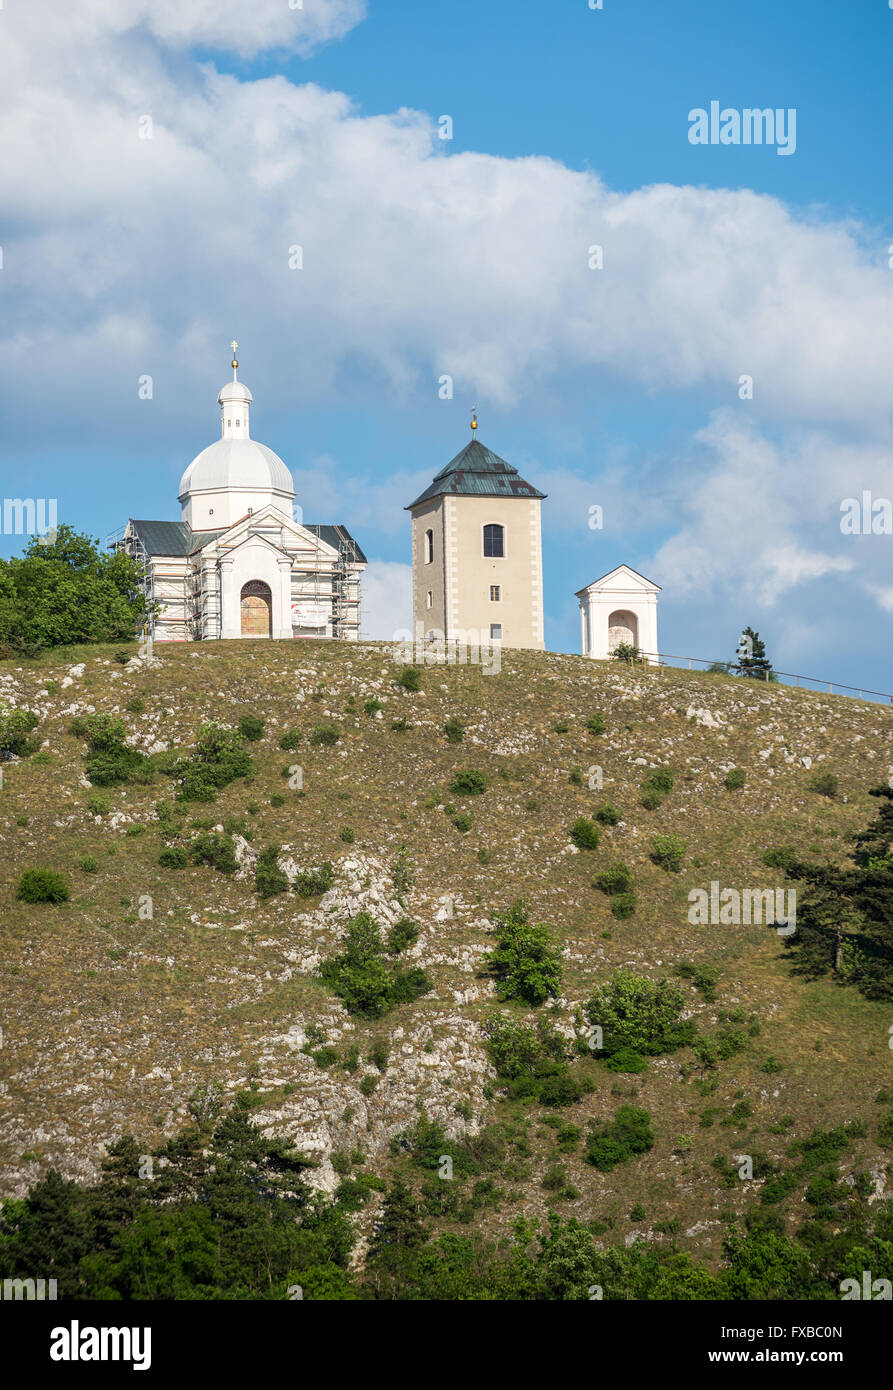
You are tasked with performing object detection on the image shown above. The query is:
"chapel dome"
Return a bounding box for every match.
[178,438,294,499]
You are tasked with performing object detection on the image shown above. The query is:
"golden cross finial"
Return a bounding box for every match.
[470,407,478,435]
[231,339,238,375]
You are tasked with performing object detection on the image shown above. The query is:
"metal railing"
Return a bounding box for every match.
[626,651,893,707]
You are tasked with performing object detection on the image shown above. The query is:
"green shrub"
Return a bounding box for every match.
[309,724,340,748]
[610,891,637,920]
[450,769,488,796]
[568,768,583,786]
[364,699,382,716]
[270,792,286,808]
[159,846,188,869]
[387,917,419,955]
[808,770,838,799]
[113,649,132,664]
[189,832,238,875]
[605,1046,648,1073]
[319,911,432,1018]
[293,862,334,899]
[762,846,799,873]
[724,767,747,790]
[595,803,620,825]
[586,712,606,735]
[16,868,70,903]
[586,1105,654,1170]
[125,696,145,715]
[443,716,465,744]
[651,834,686,872]
[643,767,674,795]
[612,643,640,665]
[397,667,423,691]
[340,826,356,844]
[360,1074,378,1096]
[585,971,695,1058]
[86,791,111,817]
[594,862,633,895]
[0,706,39,759]
[238,714,265,742]
[640,790,663,811]
[256,845,289,898]
[80,855,99,874]
[483,1014,588,1107]
[279,727,302,750]
[452,811,473,833]
[569,816,600,850]
[484,900,562,1006]
[175,722,251,802]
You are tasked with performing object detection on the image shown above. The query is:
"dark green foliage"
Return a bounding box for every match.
[189,832,238,875]
[237,714,265,742]
[595,802,620,825]
[640,790,662,811]
[174,722,251,802]
[442,716,465,744]
[158,846,188,869]
[396,667,423,691]
[278,727,302,750]
[256,846,289,899]
[363,698,382,716]
[309,724,340,748]
[0,526,150,654]
[586,1106,654,1170]
[609,891,637,919]
[585,971,695,1058]
[594,862,633,895]
[0,1109,354,1300]
[569,816,600,850]
[724,767,747,790]
[643,767,674,795]
[71,712,154,787]
[293,863,334,899]
[737,626,774,681]
[0,707,39,758]
[450,769,488,796]
[484,899,562,1005]
[650,834,686,872]
[586,712,606,735]
[80,855,98,874]
[387,917,419,955]
[808,770,838,799]
[692,1026,748,1067]
[452,811,473,832]
[612,643,640,665]
[762,846,799,872]
[16,868,70,903]
[125,696,145,714]
[483,1014,590,1107]
[319,911,432,1018]
[781,786,893,1000]
[340,826,355,843]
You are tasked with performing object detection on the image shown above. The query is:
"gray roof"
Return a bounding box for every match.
[406,438,546,509]
[128,518,365,563]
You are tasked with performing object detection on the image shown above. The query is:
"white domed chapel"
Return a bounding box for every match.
[113,346,365,642]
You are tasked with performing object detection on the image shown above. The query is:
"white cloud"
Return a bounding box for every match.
[359,560,412,640]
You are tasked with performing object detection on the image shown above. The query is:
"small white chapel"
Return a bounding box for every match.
[113,345,366,642]
[576,565,661,661]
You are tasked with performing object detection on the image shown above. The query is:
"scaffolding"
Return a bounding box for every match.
[109,525,155,639]
[331,525,362,639]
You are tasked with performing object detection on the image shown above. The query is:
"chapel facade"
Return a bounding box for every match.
[113,348,365,642]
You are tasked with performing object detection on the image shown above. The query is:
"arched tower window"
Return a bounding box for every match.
[483,523,505,558]
[424,528,434,564]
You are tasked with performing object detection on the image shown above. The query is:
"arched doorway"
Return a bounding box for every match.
[607,609,638,652]
[240,580,272,637]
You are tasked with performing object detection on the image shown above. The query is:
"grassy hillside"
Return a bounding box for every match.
[2,638,892,1268]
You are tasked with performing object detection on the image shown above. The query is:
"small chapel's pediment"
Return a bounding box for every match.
[575,564,661,598]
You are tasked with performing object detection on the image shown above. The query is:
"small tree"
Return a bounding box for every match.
[484,900,562,1006]
[737,627,774,681]
[611,642,640,666]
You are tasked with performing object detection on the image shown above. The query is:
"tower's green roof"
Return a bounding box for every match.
[405,438,546,509]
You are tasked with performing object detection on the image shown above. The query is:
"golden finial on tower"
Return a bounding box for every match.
[230,339,239,376]
[470,407,478,436]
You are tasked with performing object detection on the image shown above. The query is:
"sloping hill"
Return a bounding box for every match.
[1,639,892,1264]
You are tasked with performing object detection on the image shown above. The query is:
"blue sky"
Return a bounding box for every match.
[2,0,893,689]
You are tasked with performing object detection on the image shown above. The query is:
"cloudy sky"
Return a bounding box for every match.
[2,0,892,688]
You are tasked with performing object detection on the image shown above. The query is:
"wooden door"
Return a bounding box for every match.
[240,581,272,637]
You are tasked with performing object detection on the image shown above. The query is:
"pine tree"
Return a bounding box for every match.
[737,626,774,680]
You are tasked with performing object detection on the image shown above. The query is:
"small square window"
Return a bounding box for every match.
[489,585,500,601]
[490,623,502,641]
